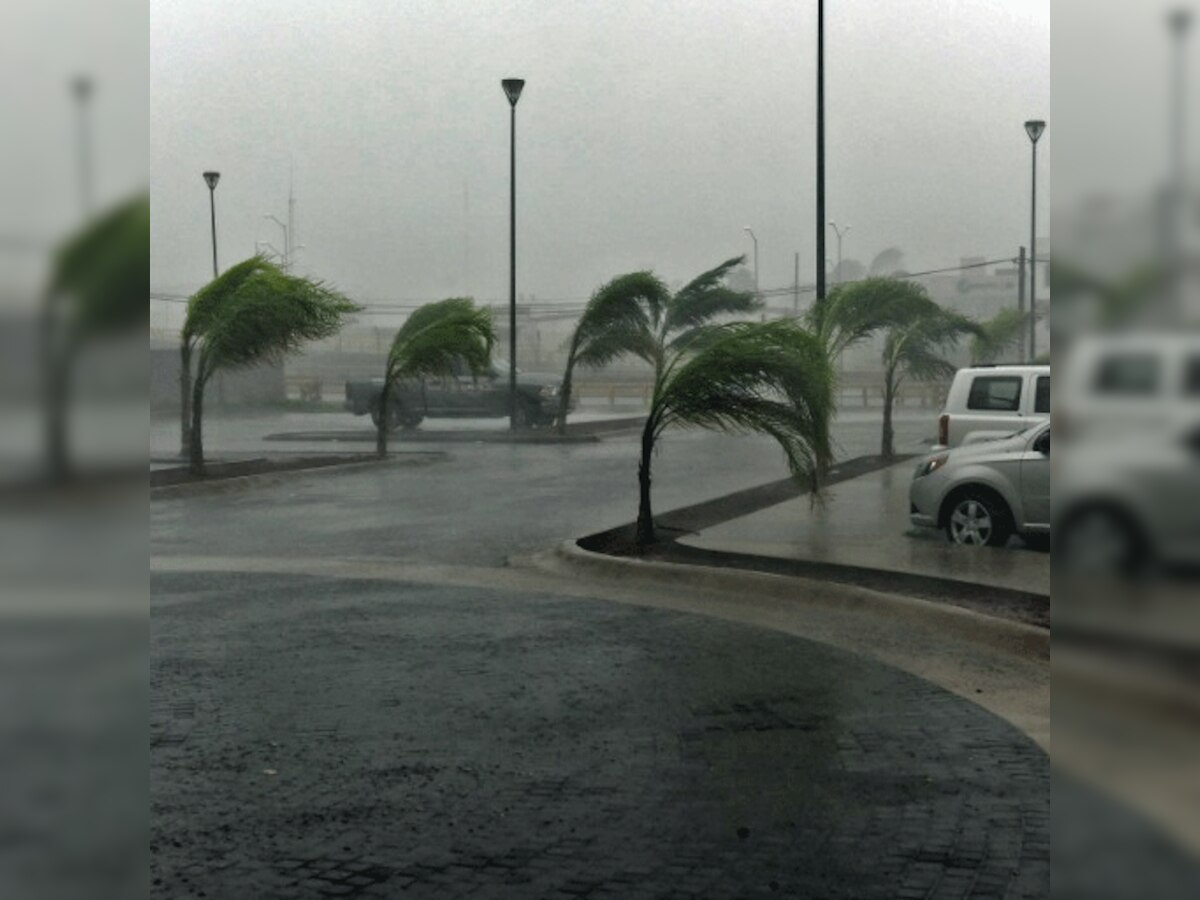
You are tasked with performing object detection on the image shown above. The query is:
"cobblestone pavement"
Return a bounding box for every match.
[151,571,1048,899]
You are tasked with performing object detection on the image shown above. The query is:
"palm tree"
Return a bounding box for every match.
[806,277,933,362]
[636,320,834,546]
[188,257,359,474]
[970,308,1030,364]
[376,298,495,457]
[180,256,266,456]
[556,257,832,547]
[555,272,668,434]
[557,257,758,432]
[880,307,982,459]
[43,193,149,480]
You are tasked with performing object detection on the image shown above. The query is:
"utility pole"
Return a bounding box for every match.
[815,0,827,303]
[793,252,800,316]
[1017,246,1027,363]
[287,161,297,271]
[829,221,851,284]
[71,76,94,218]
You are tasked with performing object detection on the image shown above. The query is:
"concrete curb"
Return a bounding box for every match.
[550,540,1049,661]
[150,453,445,500]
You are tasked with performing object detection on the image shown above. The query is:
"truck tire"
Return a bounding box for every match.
[370,405,401,432]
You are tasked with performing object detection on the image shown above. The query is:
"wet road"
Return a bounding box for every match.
[150,409,1051,898]
[151,409,932,564]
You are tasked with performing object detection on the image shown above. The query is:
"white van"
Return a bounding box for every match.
[936,365,1050,449]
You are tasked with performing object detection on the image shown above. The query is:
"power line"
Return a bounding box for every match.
[758,255,1023,299]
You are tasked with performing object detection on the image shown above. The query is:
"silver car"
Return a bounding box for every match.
[910,423,1051,547]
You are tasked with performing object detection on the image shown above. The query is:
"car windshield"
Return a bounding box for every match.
[489,358,522,378]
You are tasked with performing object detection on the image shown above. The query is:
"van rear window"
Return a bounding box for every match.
[967,376,1022,412]
[1093,353,1159,395]
[1035,376,1050,413]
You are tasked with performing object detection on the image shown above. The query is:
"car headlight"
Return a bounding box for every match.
[914,454,949,479]
[538,384,560,398]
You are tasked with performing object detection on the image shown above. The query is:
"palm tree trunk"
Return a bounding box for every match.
[635,416,656,548]
[43,327,70,483]
[189,373,206,476]
[556,356,576,436]
[376,379,390,458]
[881,372,896,460]
[179,340,192,457]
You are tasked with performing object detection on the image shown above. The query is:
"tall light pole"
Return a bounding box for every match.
[71,75,94,217]
[1168,8,1192,310]
[1169,9,1192,203]
[1024,120,1045,361]
[203,171,220,278]
[502,78,525,430]
[816,0,827,303]
[264,213,289,271]
[829,221,851,283]
[743,226,759,300]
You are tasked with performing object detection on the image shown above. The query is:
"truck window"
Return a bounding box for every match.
[1093,353,1159,396]
[1034,376,1050,414]
[967,376,1022,412]
[1184,356,1200,397]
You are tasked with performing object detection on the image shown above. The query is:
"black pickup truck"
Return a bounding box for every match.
[344,360,572,430]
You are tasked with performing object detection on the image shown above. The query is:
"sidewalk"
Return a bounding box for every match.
[677,460,1050,599]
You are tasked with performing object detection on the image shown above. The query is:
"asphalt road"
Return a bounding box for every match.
[151,410,932,564]
[151,411,1051,899]
[152,571,1048,900]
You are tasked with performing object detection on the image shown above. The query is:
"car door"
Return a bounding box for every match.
[451,358,489,416]
[1020,426,1051,527]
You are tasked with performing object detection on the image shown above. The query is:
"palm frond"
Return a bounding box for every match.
[663,256,758,335]
[184,255,273,345]
[808,278,938,358]
[569,271,664,368]
[655,320,834,482]
[50,192,149,335]
[197,260,360,378]
[884,307,982,381]
[387,298,496,384]
[970,308,1029,364]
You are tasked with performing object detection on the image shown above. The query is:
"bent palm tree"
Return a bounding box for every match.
[805,277,935,362]
[43,193,148,479]
[189,258,359,474]
[376,298,495,457]
[636,320,834,546]
[180,257,266,455]
[558,257,758,432]
[555,272,668,434]
[970,308,1030,365]
[880,307,982,459]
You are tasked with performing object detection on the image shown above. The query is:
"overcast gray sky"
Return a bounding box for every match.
[150,0,1049,304]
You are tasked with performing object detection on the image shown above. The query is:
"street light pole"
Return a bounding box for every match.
[743,227,759,300]
[1168,8,1192,311]
[816,0,827,303]
[71,75,93,217]
[203,171,220,278]
[829,221,851,284]
[1024,120,1045,361]
[502,78,525,430]
[265,214,289,271]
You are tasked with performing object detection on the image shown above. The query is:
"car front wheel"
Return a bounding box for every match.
[944,491,1013,547]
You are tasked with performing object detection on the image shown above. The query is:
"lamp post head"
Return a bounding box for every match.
[1024,120,1047,144]
[1169,8,1193,36]
[202,171,221,191]
[501,78,525,107]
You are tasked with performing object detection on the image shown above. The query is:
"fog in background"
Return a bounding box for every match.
[150,0,1050,305]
